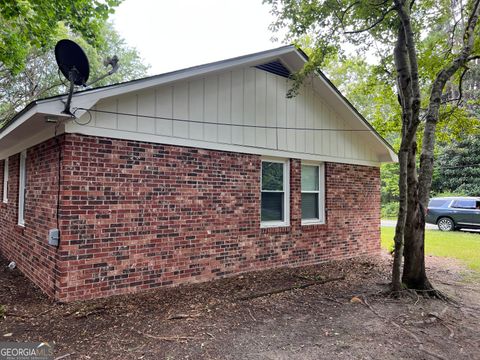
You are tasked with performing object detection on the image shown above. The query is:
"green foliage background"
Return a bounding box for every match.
[0,21,149,126]
[432,136,480,196]
[0,0,121,74]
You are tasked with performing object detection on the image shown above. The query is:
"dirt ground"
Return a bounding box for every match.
[1,252,479,360]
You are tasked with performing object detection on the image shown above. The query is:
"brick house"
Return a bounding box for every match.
[0,46,396,302]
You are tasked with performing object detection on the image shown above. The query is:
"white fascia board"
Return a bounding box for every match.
[0,125,64,159]
[66,46,299,103]
[34,95,98,118]
[313,72,397,163]
[0,47,302,155]
[65,122,382,167]
[0,107,38,140]
[0,101,69,142]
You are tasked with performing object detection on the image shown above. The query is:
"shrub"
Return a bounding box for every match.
[381,201,399,219]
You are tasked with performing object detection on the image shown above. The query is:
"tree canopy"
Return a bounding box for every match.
[432,136,480,196]
[0,0,122,74]
[265,0,480,293]
[0,22,149,125]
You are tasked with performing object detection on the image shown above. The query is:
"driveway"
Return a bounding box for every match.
[381,219,437,230]
[381,219,480,232]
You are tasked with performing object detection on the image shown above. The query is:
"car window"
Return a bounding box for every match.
[428,199,449,208]
[451,199,476,209]
[476,201,480,210]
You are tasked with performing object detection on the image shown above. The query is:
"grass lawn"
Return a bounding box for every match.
[381,227,480,272]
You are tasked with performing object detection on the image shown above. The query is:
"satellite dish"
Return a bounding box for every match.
[54,39,119,116]
[55,39,90,86]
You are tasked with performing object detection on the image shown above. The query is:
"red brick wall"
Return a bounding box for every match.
[0,138,62,298]
[55,134,380,302]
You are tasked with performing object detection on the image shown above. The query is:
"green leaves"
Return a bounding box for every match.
[0,0,122,74]
[0,21,149,125]
[432,136,480,196]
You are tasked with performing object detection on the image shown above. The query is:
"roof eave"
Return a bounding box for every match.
[1,45,397,163]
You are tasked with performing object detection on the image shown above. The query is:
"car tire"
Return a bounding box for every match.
[437,217,455,231]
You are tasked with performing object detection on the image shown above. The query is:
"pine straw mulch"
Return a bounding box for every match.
[0,252,479,360]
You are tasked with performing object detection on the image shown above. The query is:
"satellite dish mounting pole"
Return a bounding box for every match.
[62,69,77,116]
[54,39,119,117]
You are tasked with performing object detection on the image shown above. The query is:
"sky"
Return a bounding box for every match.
[111,0,284,76]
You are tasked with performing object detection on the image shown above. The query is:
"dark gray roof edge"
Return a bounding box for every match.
[1,44,396,156]
[0,45,296,135]
[0,101,37,136]
[39,45,298,101]
[292,48,396,155]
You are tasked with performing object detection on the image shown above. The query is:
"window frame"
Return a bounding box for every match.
[301,162,325,225]
[260,157,290,228]
[18,150,27,226]
[2,157,8,204]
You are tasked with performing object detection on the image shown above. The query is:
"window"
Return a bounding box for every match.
[452,199,476,209]
[428,199,449,208]
[2,157,8,203]
[301,163,325,224]
[18,151,26,226]
[261,159,289,227]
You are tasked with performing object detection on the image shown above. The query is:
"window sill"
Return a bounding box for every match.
[260,221,289,229]
[301,219,325,226]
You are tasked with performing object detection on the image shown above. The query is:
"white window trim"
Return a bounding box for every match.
[301,162,325,226]
[18,151,27,226]
[260,157,290,228]
[2,157,8,203]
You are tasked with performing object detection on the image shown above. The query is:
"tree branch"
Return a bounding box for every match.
[395,0,422,138]
[467,55,480,61]
[442,65,470,107]
[344,7,395,34]
[418,0,480,208]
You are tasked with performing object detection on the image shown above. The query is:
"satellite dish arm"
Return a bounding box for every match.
[86,55,119,87]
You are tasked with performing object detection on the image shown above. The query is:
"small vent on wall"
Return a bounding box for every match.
[254,60,291,78]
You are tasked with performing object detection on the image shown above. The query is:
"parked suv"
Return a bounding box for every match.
[426,197,480,231]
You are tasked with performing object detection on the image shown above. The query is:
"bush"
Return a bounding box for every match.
[381,201,399,219]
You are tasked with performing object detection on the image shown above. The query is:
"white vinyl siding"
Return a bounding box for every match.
[2,157,8,203]
[18,151,26,226]
[301,163,325,225]
[261,158,289,228]
[70,67,381,165]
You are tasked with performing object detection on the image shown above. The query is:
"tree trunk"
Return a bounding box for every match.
[392,148,407,292]
[405,0,480,293]
[402,140,433,290]
[391,8,421,292]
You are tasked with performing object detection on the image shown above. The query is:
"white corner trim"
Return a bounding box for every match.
[2,157,8,203]
[18,150,26,226]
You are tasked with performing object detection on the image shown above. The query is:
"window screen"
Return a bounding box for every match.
[301,164,325,223]
[261,161,286,222]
